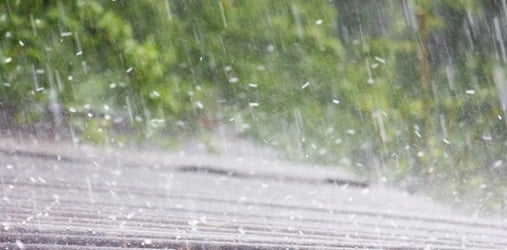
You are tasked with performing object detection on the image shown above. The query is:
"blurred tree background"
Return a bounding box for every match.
[1,0,507,215]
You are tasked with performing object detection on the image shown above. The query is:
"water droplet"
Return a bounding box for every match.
[493,160,503,168]
[301,81,310,89]
[150,91,160,98]
[126,212,135,219]
[16,240,25,249]
[374,56,386,64]
[228,77,239,83]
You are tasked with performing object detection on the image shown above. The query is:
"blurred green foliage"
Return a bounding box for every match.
[1,0,506,214]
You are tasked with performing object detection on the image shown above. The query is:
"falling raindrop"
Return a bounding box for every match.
[301,82,310,89]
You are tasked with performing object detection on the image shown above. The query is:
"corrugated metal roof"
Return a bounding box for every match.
[1,140,506,249]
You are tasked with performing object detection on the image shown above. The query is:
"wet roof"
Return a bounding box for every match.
[1,139,506,249]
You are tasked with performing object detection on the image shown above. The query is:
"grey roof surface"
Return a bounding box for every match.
[1,139,506,249]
